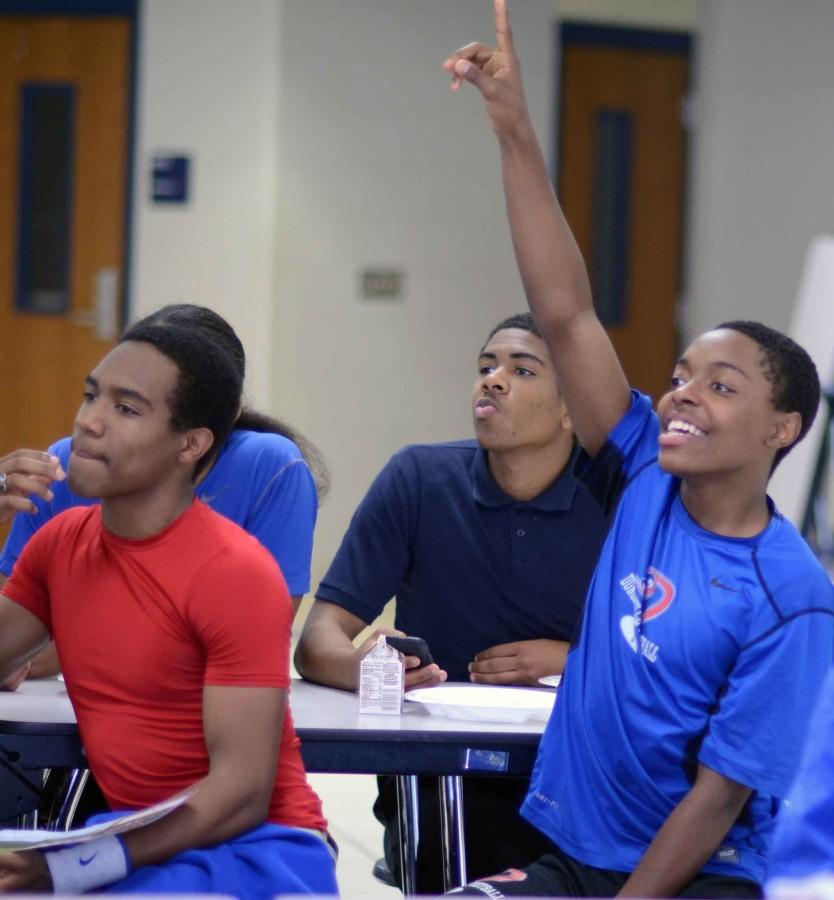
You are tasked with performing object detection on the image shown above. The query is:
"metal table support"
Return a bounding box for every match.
[439,774,467,890]
[396,774,420,894]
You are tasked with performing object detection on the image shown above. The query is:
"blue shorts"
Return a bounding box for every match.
[87,814,338,898]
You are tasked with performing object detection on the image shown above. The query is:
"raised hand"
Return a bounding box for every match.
[469,639,568,687]
[442,0,531,138]
[0,450,65,524]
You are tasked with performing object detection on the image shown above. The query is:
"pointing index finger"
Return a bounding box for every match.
[494,0,514,52]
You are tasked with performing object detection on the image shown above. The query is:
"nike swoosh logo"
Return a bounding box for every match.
[710,577,741,593]
[79,853,98,866]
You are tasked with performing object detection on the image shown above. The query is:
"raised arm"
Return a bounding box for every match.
[444,0,630,456]
[295,600,446,691]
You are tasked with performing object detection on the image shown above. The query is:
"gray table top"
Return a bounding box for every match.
[291,679,549,738]
[0,678,551,776]
[0,678,550,736]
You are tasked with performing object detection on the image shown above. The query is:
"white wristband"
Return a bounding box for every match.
[45,835,130,894]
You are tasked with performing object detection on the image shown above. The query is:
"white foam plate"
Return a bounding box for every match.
[537,674,562,688]
[404,684,556,724]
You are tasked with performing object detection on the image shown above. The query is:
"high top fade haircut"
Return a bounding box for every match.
[718,320,821,468]
[483,312,542,349]
[118,321,242,480]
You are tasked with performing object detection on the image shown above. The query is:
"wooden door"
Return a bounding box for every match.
[559,25,690,403]
[0,15,131,455]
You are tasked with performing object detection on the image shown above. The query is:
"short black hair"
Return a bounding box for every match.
[483,312,542,348]
[718,320,820,467]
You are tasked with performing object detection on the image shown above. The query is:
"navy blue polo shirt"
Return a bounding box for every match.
[316,440,610,681]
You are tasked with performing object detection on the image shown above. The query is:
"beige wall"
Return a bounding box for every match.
[271,0,559,596]
[129,0,834,605]
[130,0,281,407]
[559,0,696,28]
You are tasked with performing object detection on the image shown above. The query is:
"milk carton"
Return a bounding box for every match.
[359,634,404,715]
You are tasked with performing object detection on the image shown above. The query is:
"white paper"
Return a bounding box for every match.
[0,786,195,852]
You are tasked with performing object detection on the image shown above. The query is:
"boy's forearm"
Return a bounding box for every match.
[124,686,284,869]
[294,627,361,691]
[619,767,751,897]
[498,123,594,335]
[123,773,265,868]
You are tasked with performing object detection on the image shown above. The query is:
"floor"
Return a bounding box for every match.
[307,772,400,898]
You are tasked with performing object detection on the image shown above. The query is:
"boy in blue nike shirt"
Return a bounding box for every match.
[443,2,834,897]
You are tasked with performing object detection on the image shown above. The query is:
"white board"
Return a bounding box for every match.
[768,237,834,525]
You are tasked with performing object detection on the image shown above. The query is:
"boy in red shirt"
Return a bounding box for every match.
[0,316,337,897]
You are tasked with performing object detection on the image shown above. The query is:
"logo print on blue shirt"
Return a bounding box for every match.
[619,566,676,663]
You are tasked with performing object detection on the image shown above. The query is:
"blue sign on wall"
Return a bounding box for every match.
[151,155,189,203]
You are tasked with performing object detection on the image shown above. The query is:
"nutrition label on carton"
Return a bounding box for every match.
[359,635,404,715]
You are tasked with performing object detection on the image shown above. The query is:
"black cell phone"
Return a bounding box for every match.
[385,636,434,668]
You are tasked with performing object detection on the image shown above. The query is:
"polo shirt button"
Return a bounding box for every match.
[516,529,526,537]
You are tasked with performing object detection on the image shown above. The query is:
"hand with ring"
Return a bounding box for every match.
[0,450,66,524]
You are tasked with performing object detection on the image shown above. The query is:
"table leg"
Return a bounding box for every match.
[439,774,467,890]
[52,767,90,830]
[396,774,420,895]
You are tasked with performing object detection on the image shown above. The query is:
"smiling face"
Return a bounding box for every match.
[472,328,571,454]
[656,328,801,480]
[68,341,202,500]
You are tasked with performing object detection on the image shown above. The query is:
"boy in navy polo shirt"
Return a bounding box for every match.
[296,312,611,891]
[443,2,834,897]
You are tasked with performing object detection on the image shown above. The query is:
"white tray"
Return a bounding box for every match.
[404,684,556,724]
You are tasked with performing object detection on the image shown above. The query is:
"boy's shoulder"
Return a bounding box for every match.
[756,513,834,615]
[213,428,304,469]
[37,503,99,543]
[393,439,478,466]
[188,498,265,548]
[376,439,479,488]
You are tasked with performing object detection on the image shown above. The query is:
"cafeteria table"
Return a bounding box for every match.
[0,678,550,893]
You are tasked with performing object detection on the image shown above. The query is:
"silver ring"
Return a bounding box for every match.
[0,473,6,494]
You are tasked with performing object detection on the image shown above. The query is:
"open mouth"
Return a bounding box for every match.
[659,418,708,450]
[664,419,707,438]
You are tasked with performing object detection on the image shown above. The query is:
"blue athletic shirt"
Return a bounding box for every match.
[521,391,834,886]
[0,431,317,596]
[766,666,834,887]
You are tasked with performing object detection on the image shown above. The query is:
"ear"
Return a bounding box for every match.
[178,427,215,469]
[765,411,801,452]
[560,410,573,432]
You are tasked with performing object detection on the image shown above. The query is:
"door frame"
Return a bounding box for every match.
[556,21,693,192]
[554,21,693,390]
[0,0,139,326]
